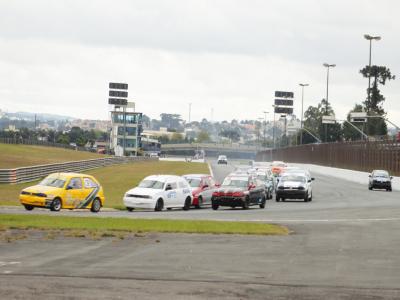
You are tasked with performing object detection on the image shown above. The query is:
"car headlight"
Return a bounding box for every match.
[33,193,47,197]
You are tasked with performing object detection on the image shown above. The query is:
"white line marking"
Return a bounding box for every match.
[208,163,214,178]
[0,261,21,267]
[212,218,400,223]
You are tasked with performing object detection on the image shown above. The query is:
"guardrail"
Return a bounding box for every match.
[0,156,157,184]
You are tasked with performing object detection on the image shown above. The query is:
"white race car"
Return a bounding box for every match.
[123,175,192,211]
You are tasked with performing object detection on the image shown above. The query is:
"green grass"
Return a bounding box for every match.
[0,161,209,208]
[0,214,289,235]
[0,144,106,169]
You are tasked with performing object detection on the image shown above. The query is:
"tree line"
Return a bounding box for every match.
[299,63,395,144]
[0,127,108,147]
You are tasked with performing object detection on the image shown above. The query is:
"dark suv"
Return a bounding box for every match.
[217,155,228,165]
[368,170,392,191]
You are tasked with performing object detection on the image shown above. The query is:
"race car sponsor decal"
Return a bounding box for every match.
[76,186,100,209]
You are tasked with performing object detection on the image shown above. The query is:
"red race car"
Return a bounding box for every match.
[183,174,220,208]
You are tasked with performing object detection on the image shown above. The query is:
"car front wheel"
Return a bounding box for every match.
[155,199,164,211]
[259,195,266,209]
[183,197,191,211]
[23,204,34,211]
[242,197,250,210]
[304,192,309,202]
[195,196,203,209]
[50,198,61,212]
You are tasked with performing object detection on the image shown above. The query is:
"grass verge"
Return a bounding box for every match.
[0,214,289,236]
[0,144,107,169]
[0,161,209,207]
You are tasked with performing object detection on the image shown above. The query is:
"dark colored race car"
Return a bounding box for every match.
[211,175,266,210]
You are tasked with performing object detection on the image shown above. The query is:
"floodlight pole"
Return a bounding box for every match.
[364,34,381,107]
[299,83,309,145]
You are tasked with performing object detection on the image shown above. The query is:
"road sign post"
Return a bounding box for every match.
[274,91,294,147]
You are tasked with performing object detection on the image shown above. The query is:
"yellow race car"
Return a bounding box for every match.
[20,173,105,212]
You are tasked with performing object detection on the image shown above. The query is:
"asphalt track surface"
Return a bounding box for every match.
[1,161,400,299]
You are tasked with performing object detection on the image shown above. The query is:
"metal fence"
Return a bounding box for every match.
[256,140,400,176]
[0,157,157,184]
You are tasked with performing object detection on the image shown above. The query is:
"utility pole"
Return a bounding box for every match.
[272,105,276,149]
[188,103,192,123]
[263,111,269,148]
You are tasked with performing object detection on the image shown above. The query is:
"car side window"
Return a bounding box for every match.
[208,177,215,186]
[84,178,98,189]
[178,181,186,189]
[69,177,82,189]
[166,182,178,190]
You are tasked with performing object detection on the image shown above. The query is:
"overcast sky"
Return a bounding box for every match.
[0,0,399,123]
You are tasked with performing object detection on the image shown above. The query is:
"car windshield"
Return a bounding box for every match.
[283,170,306,175]
[39,176,66,188]
[222,178,248,188]
[257,174,268,181]
[138,180,165,189]
[185,178,201,188]
[281,175,306,183]
[272,162,285,167]
[374,171,389,178]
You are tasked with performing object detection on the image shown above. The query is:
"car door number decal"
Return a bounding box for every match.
[167,191,177,199]
[66,194,82,207]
